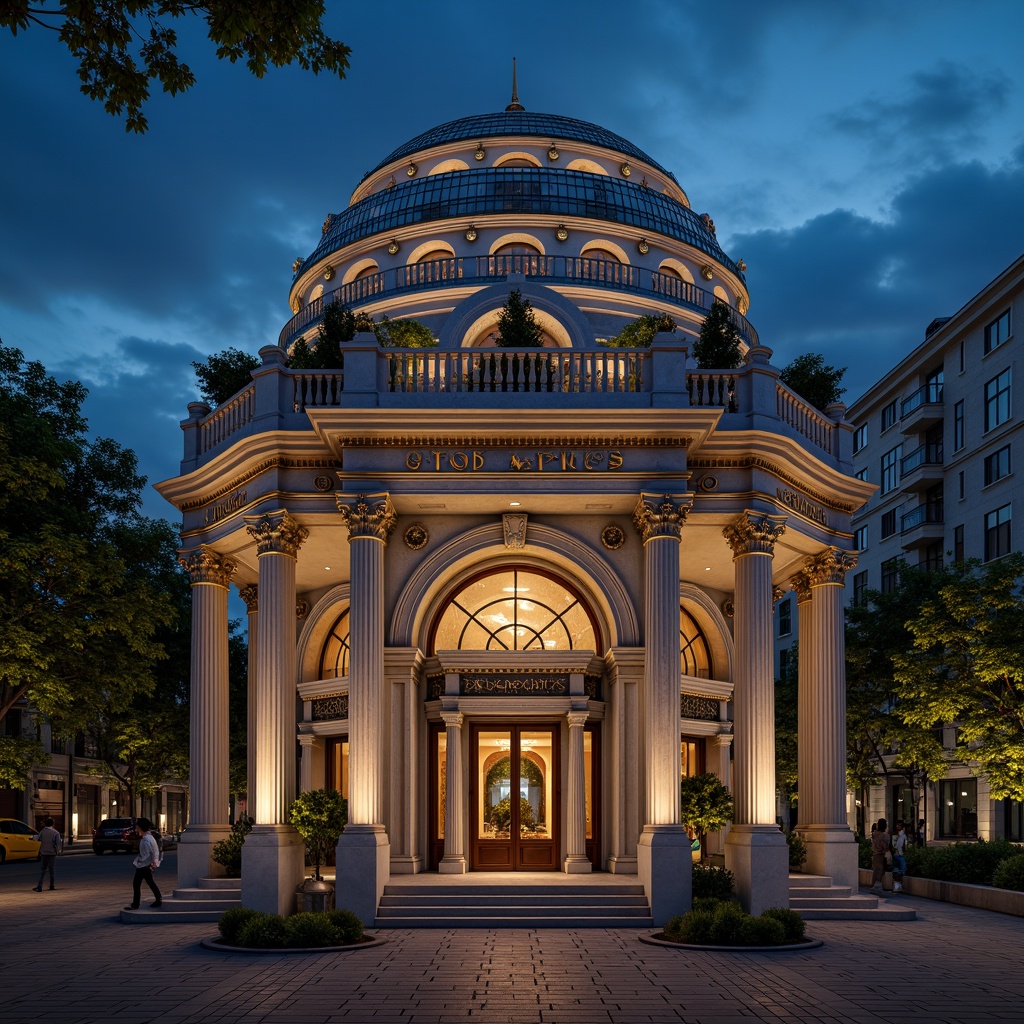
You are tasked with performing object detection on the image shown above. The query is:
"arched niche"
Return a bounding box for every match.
[679,582,734,683]
[342,258,380,285]
[297,583,352,684]
[488,232,546,256]
[659,259,695,285]
[493,152,542,168]
[428,158,469,175]
[566,158,608,175]
[406,239,456,264]
[713,284,731,305]
[580,239,630,264]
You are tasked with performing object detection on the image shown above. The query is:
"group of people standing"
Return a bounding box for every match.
[870,817,913,894]
[30,816,163,909]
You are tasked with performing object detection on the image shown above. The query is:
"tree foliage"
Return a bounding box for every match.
[775,642,799,804]
[894,554,1024,801]
[693,301,743,369]
[192,347,259,406]
[779,353,847,411]
[289,788,346,880]
[495,289,544,347]
[0,343,179,787]
[679,772,733,860]
[288,302,353,369]
[607,313,675,348]
[1,2,351,133]
[374,315,436,348]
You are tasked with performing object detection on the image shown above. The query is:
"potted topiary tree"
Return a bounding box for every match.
[289,789,347,912]
[680,773,733,862]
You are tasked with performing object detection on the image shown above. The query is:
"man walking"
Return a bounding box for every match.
[32,817,63,891]
[124,817,162,910]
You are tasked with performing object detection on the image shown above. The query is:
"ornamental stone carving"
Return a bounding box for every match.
[632,493,693,543]
[502,513,528,549]
[244,510,308,558]
[179,546,237,587]
[336,492,397,543]
[722,510,787,557]
[238,583,258,612]
[800,547,858,588]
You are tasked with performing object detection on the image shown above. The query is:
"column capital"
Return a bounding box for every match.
[336,492,398,544]
[798,546,858,589]
[790,568,814,603]
[440,711,464,729]
[244,510,308,558]
[179,545,237,587]
[238,583,259,612]
[723,510,787,557]
[632,492,693,543]
[567,710,590,729]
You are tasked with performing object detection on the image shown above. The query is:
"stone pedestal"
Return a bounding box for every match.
[241,825,306,916]
[177,825,232,888]
[637,826,692,925]
[724,825,790,915]
[335,825,391,926]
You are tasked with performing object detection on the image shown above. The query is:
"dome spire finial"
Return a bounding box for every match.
[505,57,525,112]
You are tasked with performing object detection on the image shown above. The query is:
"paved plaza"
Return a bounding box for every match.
[2,850,1023,1024]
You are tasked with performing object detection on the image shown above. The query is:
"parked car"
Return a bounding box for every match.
[0,819,43,863]
[92,817,138,855]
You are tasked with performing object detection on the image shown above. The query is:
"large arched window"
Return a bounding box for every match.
[320,608,350,679]
[431,568,599,653]
[680,606,712,679]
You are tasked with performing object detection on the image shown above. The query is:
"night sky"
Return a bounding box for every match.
[2,1,1023,519]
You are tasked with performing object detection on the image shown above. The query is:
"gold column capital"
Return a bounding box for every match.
[336,492,398,544]
[632,492,693,543]
[238,583,258,612]
[804,546,859,587]
[179,545,237,587]
[244,509,308,558]
[723,510,787,557]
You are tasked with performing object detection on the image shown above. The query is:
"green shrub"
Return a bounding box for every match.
[992,852,1024,892]
[760,906,806,943]
[739,915,786,946]
[237,913,289,949]
[217,906,260,945]
[691,864,735,901]
[858,836,872,870]
[671,909,715,944]
[286,912,342,948]
[708,901,749,945]
[787,831,807,869]
[211,814,253,877]
[327,908,365,943]
[905,843,926,877]
[692,896,729,913]
[917,839,1020,885]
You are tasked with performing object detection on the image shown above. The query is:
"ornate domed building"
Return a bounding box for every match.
[158,85,872,926]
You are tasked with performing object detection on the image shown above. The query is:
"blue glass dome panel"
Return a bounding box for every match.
[364,111,676,181]
[303,168,741,276]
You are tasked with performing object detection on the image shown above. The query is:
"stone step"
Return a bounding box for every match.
[788,873,835,888]
[379,893,649,908]
[173,886,241,901]
[120,905,228,924]
[790,895,876,910]
[377,901,651,919]
[799,905,917,921]
[382,883,646,897]
[375,914,655,929]
[788,886,853,899]
[197,876,242,890]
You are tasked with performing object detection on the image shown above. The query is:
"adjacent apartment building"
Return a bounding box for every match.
[782,253,1023,844]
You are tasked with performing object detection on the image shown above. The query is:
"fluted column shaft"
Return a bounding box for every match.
[724,512,787,825]
[182,547,236,827]
[244,511,308,825]
[441,711,466,869]
[565,711,590,867]
[239,584,259,817]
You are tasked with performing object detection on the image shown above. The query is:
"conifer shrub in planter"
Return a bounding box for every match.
[662,902,807,948]
[286,912,342,948]
[211,814,253,877]
[217,906,261,945]
[992,853,1024,892]
[327,908,365,943]
[237,912,290,949]
[691,863,735,902]
[760,906,807,943]
[787,830,808,869]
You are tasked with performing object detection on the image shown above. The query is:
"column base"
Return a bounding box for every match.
[637,825,691,926]
[725,824,789,915]
[390,854,423,875]
[438,856,468,874]
[336,825,390,926]
[241,825,306,916]
[177,825,232,888]
[607,854,638,875]
[800,824,859,889]
[564,854,593,874]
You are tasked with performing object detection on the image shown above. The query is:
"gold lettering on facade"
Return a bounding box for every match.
[449,450,469,471]
[204,489,247,525]
[402,449,625,472]
[405,451,422,470]
[561,452,577,471]
[461,674,569,696]
[776,487,828,524]
[538,451,557,471]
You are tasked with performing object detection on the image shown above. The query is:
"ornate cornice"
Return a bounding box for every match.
[440,711,464,729]
[179,546,237,587]
[244,510,309,558]
[179,457,340,513]
[687,456,856,513]
[336,492,398,543]
[632,493,693,543]
[567,710,590,728]
[238,583,258,612]
[723,510,787,557]
[337,435,692,449]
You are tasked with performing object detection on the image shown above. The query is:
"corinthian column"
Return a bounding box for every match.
[564,710,592,873]
[240,510,308,915]
[722,510,789,914]
[791,547,859,887]
[238,583,258,819]
[632,492,693,924]
[439,710,467,874]
[335,493,397,924]
[178,546,235,887]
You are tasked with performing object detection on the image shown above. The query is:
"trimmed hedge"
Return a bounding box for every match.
[691,864,735,902]
[663,901,805,947]
[216,906,366,948]
[991,852,1024,892]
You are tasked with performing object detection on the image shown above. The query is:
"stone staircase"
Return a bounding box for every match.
[789,873,915,920]
[375,880,654,928]
[120,876,241,924]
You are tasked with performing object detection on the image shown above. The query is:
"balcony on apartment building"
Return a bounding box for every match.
[900,500,945,548]
[900,381,944,433]
[900,442,944,491]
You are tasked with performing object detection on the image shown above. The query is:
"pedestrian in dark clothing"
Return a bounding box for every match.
[124,817,162,910]
[33,817,62,891]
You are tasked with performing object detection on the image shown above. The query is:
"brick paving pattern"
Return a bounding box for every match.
[2,851,1023,1023]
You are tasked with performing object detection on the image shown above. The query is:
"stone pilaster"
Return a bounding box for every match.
[605,648,644,874]
[178,546,236,887]
[334,493,397,924]
[298,733,324,794]
[386,648,424,874]
[240,510,308,915]
[791,547,859,887]
[722,510,789,914]
[705,734,734,858]
[632,493,693,924]
[565,710,592,873]
[439,710,468,874]
[239,583,258,818]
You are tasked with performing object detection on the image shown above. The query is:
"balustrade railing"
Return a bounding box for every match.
[200,385,255,452]
[901,503,944,532]
[901,382,944,418]
[292,371,345,411]
[900,442,943,475]
[776,383,835,453]
[687,370,737,410]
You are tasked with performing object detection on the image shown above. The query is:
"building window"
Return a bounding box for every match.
[853,424,868,454]
[778,647,790,681]
[881,445,902,494]
[319,608,351,679]
[984,309,1011,355]
[940,778,978,838]
[922,542,943,573]
[984,445,1011,486]
[777,598,792,638]
[954,400,965,451]
[852,570,868,607]
[959,340,965,374]
[954,524,965,563]
[958,470,965,501]
[881,558,901,594]
[881,400,897,432]
[984,369,1011,431]
[680,607,713,679]
[854,525,868,550]
[984,504,1012,561]
[881,509,897,538]
[855,467,869,482]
